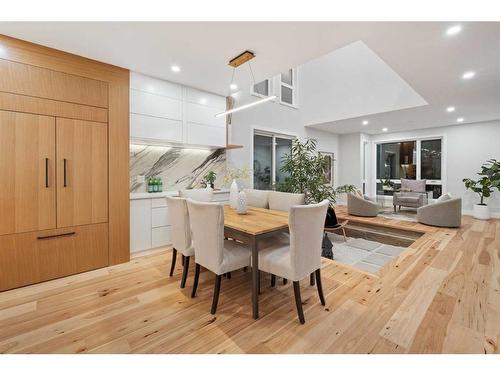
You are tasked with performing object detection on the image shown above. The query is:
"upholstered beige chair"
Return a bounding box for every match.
[268,191,305,211]
[417,198,462,228]
[179,187,213,202]
[243,188,270,208]
[347,193,379,217]
[187,200,251,314]
[166,197,194,288]
[258,200,329,324]
[393,179,428,211]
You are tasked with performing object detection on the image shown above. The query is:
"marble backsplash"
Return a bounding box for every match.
[130,144,227,193]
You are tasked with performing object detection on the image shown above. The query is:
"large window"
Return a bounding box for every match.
[252,79,271,98]
[253,131,293,190]
[376,138,443,198]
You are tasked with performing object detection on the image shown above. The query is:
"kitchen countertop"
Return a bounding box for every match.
[130,189,230,200]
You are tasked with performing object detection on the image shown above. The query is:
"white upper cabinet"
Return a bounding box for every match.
[129,72,226,148]
[130,72,182,99]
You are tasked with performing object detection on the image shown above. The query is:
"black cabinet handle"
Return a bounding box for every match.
[45,158,49,188]
[63,158,68,187]
[37,231,76,240]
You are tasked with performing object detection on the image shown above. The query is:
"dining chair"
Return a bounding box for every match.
[187,200,252,314]
[166,197,194,288]
[258,200,329,324]
[268,191,305,211]
[243,188,270,208]
[179,187,214,202]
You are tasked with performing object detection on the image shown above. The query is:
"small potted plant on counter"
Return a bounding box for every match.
[202,171,217,189]
[463,159,500,220]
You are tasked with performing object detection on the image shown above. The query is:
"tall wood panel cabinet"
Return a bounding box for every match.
[0,35,129,292]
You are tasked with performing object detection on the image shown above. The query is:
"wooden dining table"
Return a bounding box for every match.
[223,205,289,319]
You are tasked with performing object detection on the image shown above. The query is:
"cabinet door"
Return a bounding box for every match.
[0,110,56,235]
[0,223,108,292]
[56,118,108,228]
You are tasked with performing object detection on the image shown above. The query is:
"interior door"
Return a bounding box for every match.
[0,110,56,235]
[56,118,108,228]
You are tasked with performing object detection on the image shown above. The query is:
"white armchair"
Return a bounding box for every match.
[187,200,252,314]
[179,187,213,202]
[258,200,329,324]
[166,197,194,288]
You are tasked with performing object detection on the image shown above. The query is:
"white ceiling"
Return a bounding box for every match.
[0,22,499,134]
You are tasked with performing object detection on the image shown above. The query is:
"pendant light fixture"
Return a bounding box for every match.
[215,50,276,118]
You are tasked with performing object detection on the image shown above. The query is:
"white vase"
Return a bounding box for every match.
[473,204,491,220]
[229,179,238,209]
[237,191,247,214]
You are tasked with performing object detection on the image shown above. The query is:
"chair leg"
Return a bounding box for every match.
[283,278,288,285]
[227,272,231,280]
[315,269,326,306]
[399,205,401,211]
[180,256,190,289]
[191,263,201,298]
[243,266,248,272]
[169,248,177,276]
[342,228,347,242]
[271,274,276,287]
[293,281,305,324]
[211,274,222,314]
[310,272,315,286]
[393,205,396,212]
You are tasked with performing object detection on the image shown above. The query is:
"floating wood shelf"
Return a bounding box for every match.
[225,144,243,150]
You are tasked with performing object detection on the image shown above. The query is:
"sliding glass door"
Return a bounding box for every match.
[253,131,293,190]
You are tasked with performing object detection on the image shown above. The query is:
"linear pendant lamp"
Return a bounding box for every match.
[215,50,275,118]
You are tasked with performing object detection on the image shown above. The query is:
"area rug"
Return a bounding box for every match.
[326,233,407,274]
[378,207,417,222]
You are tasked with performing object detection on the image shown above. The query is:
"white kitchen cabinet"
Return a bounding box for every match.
[130,113,183,143]
[130,191,229,254]
[152,226,172,248]
[187,122,226,148]
[130,199,152,253]
[130,72,227,148]
[130,89,182,120]
[130,72,183,100]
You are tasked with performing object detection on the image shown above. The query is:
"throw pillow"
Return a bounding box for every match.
[436,192,452,203]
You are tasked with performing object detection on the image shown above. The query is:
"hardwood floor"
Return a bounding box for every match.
[0,207,498,354]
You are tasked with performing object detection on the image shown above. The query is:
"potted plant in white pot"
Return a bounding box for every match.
[463,159,500,220]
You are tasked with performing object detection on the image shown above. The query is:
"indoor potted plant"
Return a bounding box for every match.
[202,171,217,189]
[278,138,356,226]
[463,159,500,220]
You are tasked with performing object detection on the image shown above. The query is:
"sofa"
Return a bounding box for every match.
[347,193,379,217]
[417,198,462,228]
[393,179,428,211]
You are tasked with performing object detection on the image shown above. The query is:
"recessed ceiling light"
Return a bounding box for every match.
[446,106,456,112]
[171,65,181,73]
[382,128,388,132]
[446,25,462,36]
[199,98,207,105]
[462,71,475,80]
[457,117,464,123]
[230,83,238,91]
[362,120,369,125]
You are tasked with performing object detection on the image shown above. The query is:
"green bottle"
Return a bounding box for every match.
[153,178,159,192]
[147,178,154,193]
[158,178,163,192]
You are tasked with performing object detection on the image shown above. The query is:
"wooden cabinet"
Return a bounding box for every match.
[0,110,56,235]
[0,36,129,292]
[0,223,108,291]
[56,118,108,227]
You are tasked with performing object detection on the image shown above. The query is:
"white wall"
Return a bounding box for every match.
[369,121,500,216]
[228,67,340,188]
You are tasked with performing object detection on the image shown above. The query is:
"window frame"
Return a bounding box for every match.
[252,129,296,189]
[373,136,445,199]
[279,68,298,108]
[251,78,273,99]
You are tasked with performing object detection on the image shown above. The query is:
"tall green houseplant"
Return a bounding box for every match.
[463,159,500,205]
[278,138,355,205]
